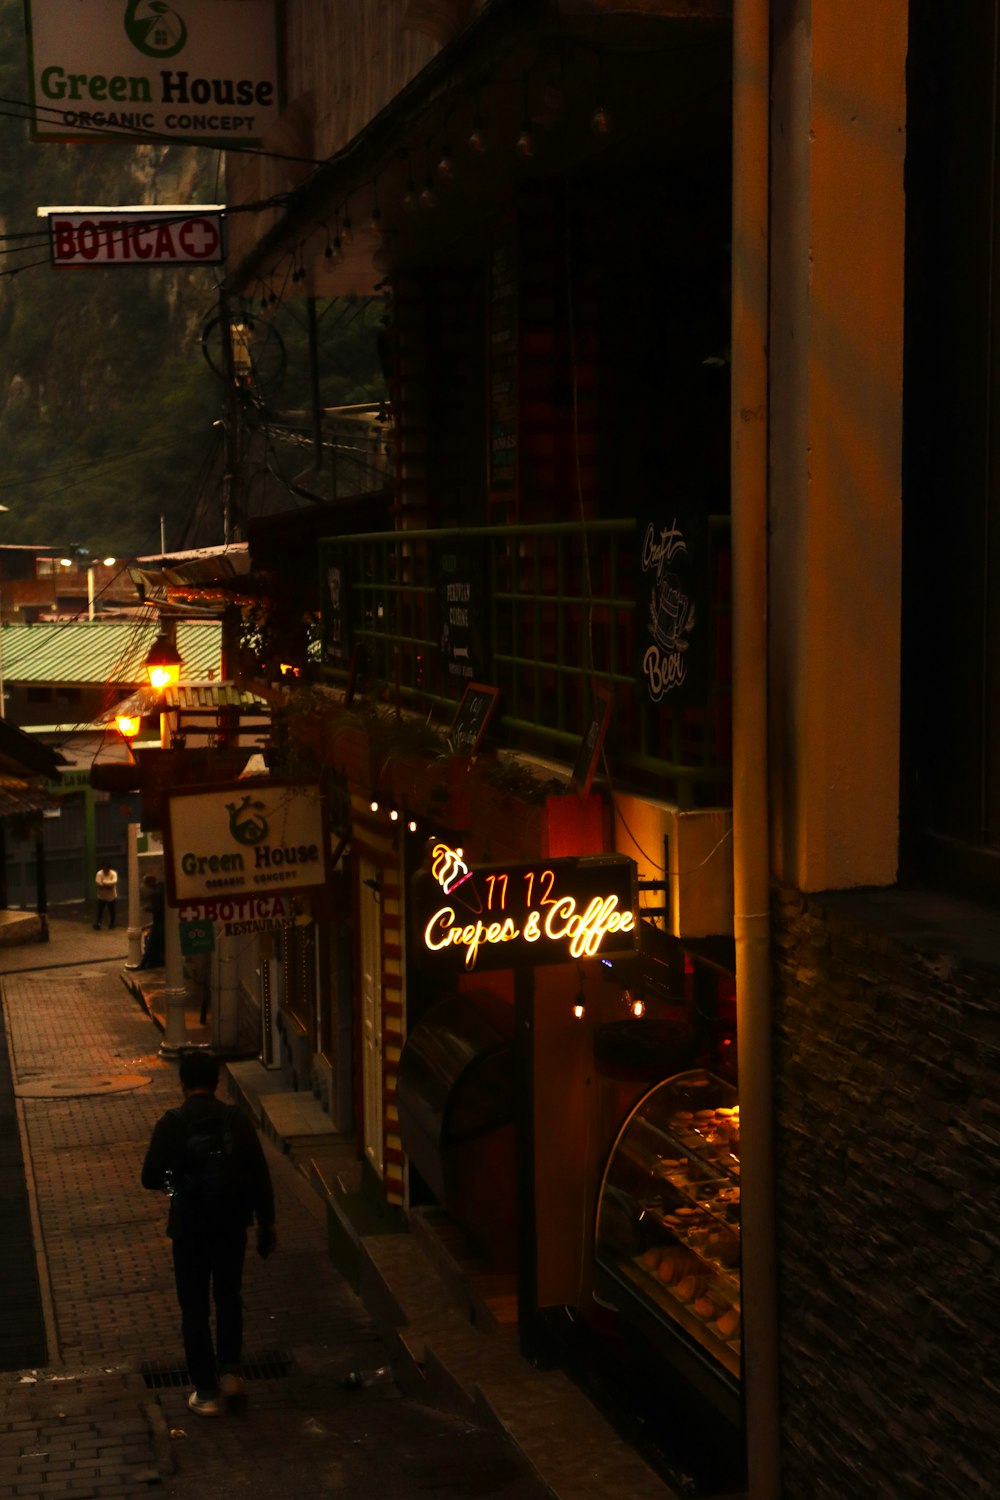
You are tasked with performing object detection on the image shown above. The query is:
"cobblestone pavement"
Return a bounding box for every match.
[0,957,551,1500]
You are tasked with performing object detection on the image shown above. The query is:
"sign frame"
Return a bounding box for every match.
[413,850,639,974]
[163,778,328,909]
[24,0,283,147]
[570,686,613,795]
[43,207,225,268]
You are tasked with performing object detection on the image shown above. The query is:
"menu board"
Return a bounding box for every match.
[438,540,490,684]
[489,225,517,492]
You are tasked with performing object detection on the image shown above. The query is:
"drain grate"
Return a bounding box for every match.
[141,1350,294,1388]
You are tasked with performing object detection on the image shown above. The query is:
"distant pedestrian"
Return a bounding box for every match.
[137,873,165,967]
[93,865,118,929]
[141,1051,277,1417]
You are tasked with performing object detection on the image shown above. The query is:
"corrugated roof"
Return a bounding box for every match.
[99,681,267,724]
[0,621,222,686]
[0,775,59,817]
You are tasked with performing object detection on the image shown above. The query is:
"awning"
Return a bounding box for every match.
[0,775,59,818]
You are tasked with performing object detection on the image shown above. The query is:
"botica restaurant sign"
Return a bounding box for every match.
[164,780,327,908]
[26,0,282,145]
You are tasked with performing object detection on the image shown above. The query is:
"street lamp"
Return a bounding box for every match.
[88,556,117,622]
[115,712,141,740]
[144,632,183,690]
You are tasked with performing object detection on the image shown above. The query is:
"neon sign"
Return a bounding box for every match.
[415,852,638,972]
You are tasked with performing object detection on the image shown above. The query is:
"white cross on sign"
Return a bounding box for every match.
[46,209,225,267]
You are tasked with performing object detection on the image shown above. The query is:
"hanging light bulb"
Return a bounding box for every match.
[469,108,486,154]
[341,203,353,245]
[407,819,418,833]
[419,175,436,209]
[389,807,399,822]
[631,997,646,1019]
[591,102,611,135]
[516,120,535,158]
[437,142,454,181]
[370,798,379,813]
[572,997,586,1020]
[370,202,382,237]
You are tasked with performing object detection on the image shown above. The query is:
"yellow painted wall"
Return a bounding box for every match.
[768,1,907,891]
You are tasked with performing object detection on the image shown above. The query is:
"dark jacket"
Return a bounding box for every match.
[141,1092,275,1240]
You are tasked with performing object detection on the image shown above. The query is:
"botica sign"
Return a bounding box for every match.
[25,0,282,145]
[164,781,327,908]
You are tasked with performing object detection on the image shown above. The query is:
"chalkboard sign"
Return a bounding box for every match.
[450,682,500,757]
[570,686,612,794]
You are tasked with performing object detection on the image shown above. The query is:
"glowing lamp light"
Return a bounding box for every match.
[389,807,400,822]
[144,632,182,690]
[370,799,380,814]
[115,713,140,739]
[407,819,418,833]
[591,104,611,135]
[572,1000,586,1020]
[631,998,646,1018]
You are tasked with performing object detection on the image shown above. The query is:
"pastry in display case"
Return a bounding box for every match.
[594,1069,741,1396]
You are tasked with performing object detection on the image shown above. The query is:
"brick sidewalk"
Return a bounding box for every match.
[0,962,550,1500]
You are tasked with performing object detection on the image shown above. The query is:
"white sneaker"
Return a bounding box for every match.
[219,1373,246,1398]
[188,1389,224,1417]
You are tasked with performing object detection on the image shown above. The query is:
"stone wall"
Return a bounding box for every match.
[772,886,1000,1500]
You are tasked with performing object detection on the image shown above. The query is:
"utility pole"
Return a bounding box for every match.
[219,289,244,544]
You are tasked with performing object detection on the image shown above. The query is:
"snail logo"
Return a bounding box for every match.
[226,795,269,846]
[124,1,188,59]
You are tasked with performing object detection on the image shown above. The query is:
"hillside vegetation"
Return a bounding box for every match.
[0,3,385,559]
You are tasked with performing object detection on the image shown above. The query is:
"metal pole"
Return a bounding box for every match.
[219,289,243,545]
[160,904,189,1054]
[34,824,49,944]
[514,965,540,1360]
[125,822,143,969]
[732,0,780,1494]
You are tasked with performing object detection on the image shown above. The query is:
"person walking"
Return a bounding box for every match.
[141,1051,277,1416]
[93,864,118,929]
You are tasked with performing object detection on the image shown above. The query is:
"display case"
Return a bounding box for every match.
[594,1069,741,1416]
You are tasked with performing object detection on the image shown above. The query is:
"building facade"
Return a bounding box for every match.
[136,4,1000,1497]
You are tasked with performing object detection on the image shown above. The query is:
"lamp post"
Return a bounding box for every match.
[142,623,189,1054]
[88,556,117,622]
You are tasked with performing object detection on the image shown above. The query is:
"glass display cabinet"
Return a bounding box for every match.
[594,1069,741,1419]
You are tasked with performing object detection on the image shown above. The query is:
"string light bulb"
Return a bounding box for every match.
[419,175,436,209]
[591,102,611,135]
[572,996,586,1020]
[370,798,379,813]
[341,203,353,245]
[631,997,646,1018]
[469,103,486,154]
[437,142,455,180]
[516,120,535,158]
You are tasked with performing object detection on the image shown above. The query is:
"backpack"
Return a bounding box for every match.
[170,1105,248,1223]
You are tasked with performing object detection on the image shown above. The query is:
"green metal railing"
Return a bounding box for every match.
[318,520,731,807]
